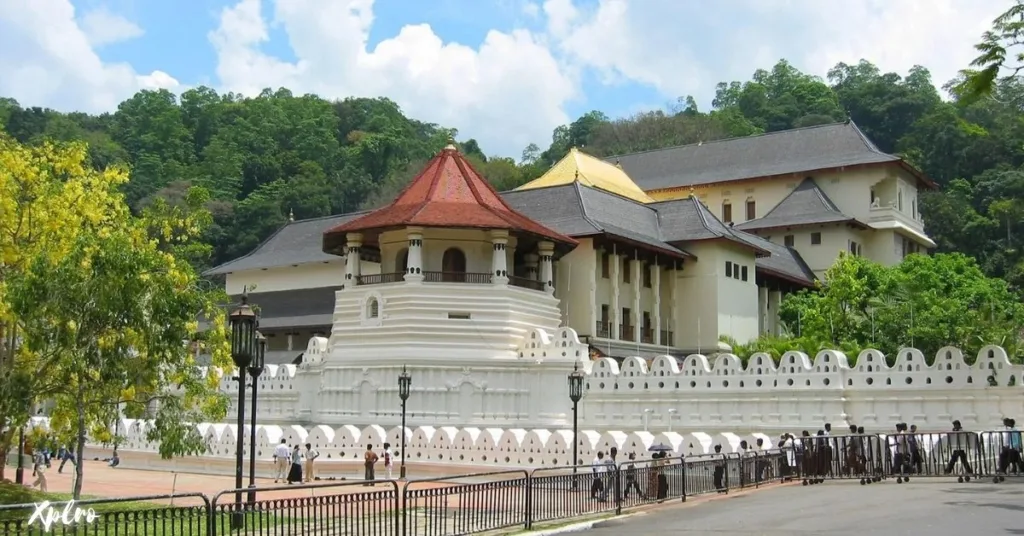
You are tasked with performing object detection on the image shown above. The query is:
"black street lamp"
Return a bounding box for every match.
[247,331,266,503]
[228,293,257,529]
[568,361,584,488]
[15,426,25,484]
[398,366,412,479]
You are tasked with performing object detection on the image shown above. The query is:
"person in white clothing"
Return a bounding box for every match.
[382,442,394,479]
[304,443,320,482]
[273,439,290,483]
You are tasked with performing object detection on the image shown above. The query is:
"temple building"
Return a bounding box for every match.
[206,121,934,368]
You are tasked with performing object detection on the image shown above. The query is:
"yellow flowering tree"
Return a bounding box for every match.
[0,136,231,496]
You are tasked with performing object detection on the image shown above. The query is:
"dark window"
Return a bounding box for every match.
[849,241,859,255]
[725,261,733,278]
[623,259,631,282]
[811,232,822,245]
[746,200,756,220]
[601,305,609,322]
[741,265,748,281]
[601,253,610,278]
[643,264,652,288]
[784,235,795,247]
[722,203,732,223]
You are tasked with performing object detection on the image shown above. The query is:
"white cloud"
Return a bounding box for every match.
[209,0,578,157]
[79,6,144,47]
[0,0,178,113]
[549,0,1008,109]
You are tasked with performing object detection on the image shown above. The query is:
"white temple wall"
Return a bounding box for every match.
[213,338,1024,435]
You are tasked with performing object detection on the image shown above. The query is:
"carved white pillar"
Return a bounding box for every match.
[768,290,783,336]
[405,227,424,283]
[539,241,555,294]
[287,333,294,352]
[490,230,509,285]
[669,265,680,347]
[525,254,539,280]
[758,286,769,334]
[632,258,642,343]
[344,232,363,288]
[653,264,662,345]
[610,247,620,340]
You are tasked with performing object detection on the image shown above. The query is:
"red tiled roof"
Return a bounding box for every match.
[323,144,578,248]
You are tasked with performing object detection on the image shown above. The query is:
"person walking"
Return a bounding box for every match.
[590,451,604,499]
[363,444,379,486]
[382,442,395,479]
[273,439,290,483]
[287,445,303,484]
[30,450,47,492]
[944,420,974,476]
[997,418,1022,475]
[622,453,643,499]
[908,424,923,474]
[57,445,76,474]
[712,444,726,493]
[304,443,320,482]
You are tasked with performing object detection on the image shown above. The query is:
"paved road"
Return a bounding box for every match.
[585,478,1024,535]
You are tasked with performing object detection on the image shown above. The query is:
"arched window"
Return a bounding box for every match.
[396,248,409,273]
[366,297,379,318]
[442,248,466,282]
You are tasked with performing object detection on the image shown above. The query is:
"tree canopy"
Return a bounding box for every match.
[0,136,230,495]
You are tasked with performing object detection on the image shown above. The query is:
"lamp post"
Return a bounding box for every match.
[15,426,25,484]
[667,408,677,432]
[228,293,257,529]
[568,362,584,488]
[398,366,412,479]
[643,408,653,432]
[247,331,266,503]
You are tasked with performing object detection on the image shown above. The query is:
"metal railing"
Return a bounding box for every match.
[619,325,634,342]
[508,277,545,292]
[659,330,674,346]
[595,321,610,338]
[357,273,406,285]
[422,272,492,284]
[4,432,1021,536]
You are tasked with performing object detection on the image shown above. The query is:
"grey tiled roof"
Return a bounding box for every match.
[504,183,689,258]
[238,287,339,329]
[734,177,858,231]
[651,196,768,256]
[732,230,816,286]
[204,213,366,275]
[610,121,902,191]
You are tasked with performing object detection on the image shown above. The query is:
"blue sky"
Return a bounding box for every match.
[0,0,1010,157]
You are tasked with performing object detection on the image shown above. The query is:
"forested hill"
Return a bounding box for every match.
[2,59,1023,292]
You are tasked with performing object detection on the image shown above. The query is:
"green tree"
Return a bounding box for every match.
[954,0,1024,103]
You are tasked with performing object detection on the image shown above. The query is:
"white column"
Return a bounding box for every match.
[758,286,769,334]
[539,241,555,294]
[768,290,783,336]
[632,258,642,343]
[491,230,509,285]
[525,254,539,280]
[405,227,424,283]
[287,333,294,352]
[610,247,620,340]
[669,266,680,347]
[344,232,363,288]
[653,264,662,345]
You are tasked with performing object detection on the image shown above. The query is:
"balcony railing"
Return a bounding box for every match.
[595,321,611,338]
[641,328,654,344]
[620,325,635,342]
[660,330,674,347]
[509,276,545,292]
[356,272,405,285]
[423,271,492,284]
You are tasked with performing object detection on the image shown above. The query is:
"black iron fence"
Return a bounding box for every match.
[2,432,1020,536]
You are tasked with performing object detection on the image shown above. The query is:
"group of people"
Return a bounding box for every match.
[272,440,323,484]
[588,447,670,502]
[26,444,80,492]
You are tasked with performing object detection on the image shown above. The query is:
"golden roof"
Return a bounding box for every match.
[516,148,655,204]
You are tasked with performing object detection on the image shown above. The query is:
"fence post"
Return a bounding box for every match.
[524,471,533,530]
[614,466,622,515]
[208,493,217,536]
[680,458,687,503]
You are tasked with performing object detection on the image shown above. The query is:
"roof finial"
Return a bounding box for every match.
[615,159,622,169]
[445,135,457,151]
[288,208,294,222]
[574,169,579,182]
[689,186,695,198]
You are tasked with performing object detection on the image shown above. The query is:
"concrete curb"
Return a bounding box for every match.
[526,513,640,536]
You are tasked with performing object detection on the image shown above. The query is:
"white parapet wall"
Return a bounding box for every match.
[205,340,1024,433]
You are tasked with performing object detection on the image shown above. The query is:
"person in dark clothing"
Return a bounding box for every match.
[712,444,726,493]
[622,453,643,499]
[590,451,605,498]
[944,420,974,476]
[655,452,669,499]
[997,417,1022,475]
[908,424,923,474]
[57,446,76,473]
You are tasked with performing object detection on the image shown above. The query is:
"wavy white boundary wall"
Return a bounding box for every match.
[199,338,1024,433]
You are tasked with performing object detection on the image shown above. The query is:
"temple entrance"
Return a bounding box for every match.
[442,248,466,282]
